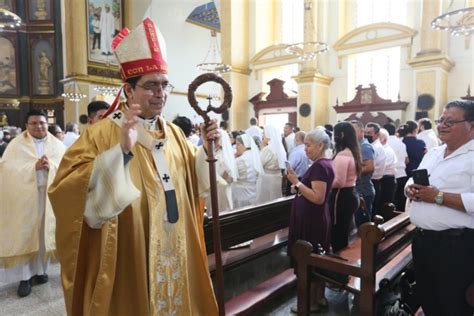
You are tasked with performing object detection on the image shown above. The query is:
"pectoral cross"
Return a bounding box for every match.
[155,142,164,150]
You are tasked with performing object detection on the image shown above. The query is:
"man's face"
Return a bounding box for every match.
[88,109,108,125]
[26,115,48,139]
[125,72,170,119]
[364,126,378,142]
[283,124,292,137]
[437,107,473,146]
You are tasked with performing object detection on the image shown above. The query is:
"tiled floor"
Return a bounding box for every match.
[0,263,359,315]
[0,263,66,316]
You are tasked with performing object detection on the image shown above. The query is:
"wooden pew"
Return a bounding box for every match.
[204,196,293,255]
[293,212,416,316]
[204,196,295,314]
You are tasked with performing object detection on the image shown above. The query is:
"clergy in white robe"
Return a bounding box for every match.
[232,134,263,208]
[0,110,65,297]
[256,125,286,204]
[198,129,237,215]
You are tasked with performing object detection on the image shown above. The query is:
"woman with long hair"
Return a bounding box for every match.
[330,121,362,252]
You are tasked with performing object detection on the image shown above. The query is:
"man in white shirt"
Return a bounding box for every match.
[62,122,79,148]
[378,128,397,215]
[406,100,474,315]
[417,118,440,150]
[364,122,386,216]
[245,117,262,143]
[0,110,65,297]
[384,123,408,212]
[283,122,295,155]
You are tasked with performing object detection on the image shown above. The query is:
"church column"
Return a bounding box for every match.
[407,0,454,121]
[221,0,251,131]
[293,0,333,131]
[61,0,89,125]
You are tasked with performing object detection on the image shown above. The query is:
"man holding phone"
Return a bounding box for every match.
[405,100,474,315]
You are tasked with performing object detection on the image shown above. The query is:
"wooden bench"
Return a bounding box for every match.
[293,212,416,316]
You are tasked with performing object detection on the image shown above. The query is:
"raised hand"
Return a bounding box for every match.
[120,103,141,154]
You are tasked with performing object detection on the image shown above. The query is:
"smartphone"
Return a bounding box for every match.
[285,161,292,171]
[412,169,429,186]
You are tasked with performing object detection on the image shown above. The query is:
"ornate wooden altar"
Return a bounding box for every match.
[249,78,297,124]
[334,84,409,126]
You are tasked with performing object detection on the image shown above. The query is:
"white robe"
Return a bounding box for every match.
[232,150,258,208]
[0,132,65,283]
[100,9,115,54]
[256,146,282,204]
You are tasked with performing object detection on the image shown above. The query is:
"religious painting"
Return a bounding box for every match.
[27,0,52,21]
[30,37,55,96]
[87,0,122,66]
[0,35,18,96]
[0,0,13,11]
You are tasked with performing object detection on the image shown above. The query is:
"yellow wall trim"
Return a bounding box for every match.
[334,22,417,53]
[293,72,334,85]
[407,54,455,72]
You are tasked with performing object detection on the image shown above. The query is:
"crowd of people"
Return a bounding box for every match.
[1,15,473,315]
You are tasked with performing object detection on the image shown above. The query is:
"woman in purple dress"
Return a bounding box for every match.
[287,127,335,313]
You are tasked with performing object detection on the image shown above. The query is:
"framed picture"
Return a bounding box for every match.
[0,0,13,11]
[27,0,52,22]
[87,0,123,66]
[29,36,55,96]
[0,35,19,97]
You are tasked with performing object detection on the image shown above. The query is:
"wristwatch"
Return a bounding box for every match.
[434,191,444,205]
[295,181,302,188]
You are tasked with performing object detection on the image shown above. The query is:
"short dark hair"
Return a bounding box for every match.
[124,76,142,98]
[48,124,62,135]
[445,100,474,122]
[87,101,110,117]
[397,124,408,137]
[172,116,193,137]
[405,120,418,133]
[383,122,396,135]
[324,124,333,132]
[418,118,432,130]
[249,117,258,125]
[366,122,381,134]
[25,109,47,124]
[285,122,294,128]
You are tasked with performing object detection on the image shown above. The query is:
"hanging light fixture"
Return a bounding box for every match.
[197,30,231,74]
[62,81,87,102]
[186,1,231,74]
[0,8,22,30]
[431,1,474,37]
[286,1,328,61]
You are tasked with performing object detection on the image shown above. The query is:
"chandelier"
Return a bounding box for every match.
[431,5,474,36]
[197,30,231,74]
[0,8,22,30]
[62,81,87,102]
[94,85,120,96]
[285,1,328,61]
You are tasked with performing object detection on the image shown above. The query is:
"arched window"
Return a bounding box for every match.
[348,0,407,100]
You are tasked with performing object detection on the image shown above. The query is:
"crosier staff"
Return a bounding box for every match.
[188,73,232,316]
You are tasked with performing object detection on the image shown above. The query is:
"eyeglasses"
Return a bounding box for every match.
[27,121,47,126]
[136,82,174,94]
[434,118,469,127]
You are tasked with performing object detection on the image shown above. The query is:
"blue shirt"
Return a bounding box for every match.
[288,144,311,178]
[356,138,375,196]
[403,136,426,176]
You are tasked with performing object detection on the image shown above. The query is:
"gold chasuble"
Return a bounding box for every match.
[48,106,217,316]
[0,131,65,268]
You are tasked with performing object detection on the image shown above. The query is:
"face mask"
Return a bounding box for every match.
[365,135,374,143]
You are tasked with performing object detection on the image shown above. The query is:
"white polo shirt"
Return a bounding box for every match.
[388,135,408,178]
[408,140,474,230]
[371,139,386,180]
